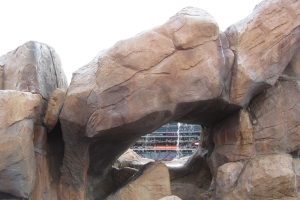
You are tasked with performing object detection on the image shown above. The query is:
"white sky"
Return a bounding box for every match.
[0,0,262,83]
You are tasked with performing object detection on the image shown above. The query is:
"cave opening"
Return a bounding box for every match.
[130,122,202,161]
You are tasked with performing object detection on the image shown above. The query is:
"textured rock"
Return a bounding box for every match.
[107,162,171,200]
[0,65,3,90]
[159,195,182,200]
[112,167,138,189]
[168,148,212,199]
[223,154,300,199]
[59,7,236,199]
[283,50,300,79]
[250,76,300,154]
[208,109,255,177]
[0,41,67,199]
[226,0,300,107]
[44,88,67,132]
[0,41,68,99]
[0,1,299,199]
[0,91,44,198]
[215,162,243,199]
[114,149,154,170]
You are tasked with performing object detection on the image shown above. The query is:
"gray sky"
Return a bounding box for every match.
[0,0,262,83]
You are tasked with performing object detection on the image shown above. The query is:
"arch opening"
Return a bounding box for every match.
[131,122,202,162]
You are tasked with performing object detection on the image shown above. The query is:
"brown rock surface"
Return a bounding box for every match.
[0,41,67,199]
[1,1,300,199]
[223,154,300,199]
[0,41,68,99]
[107,162,171,200]
[215,162,243,199]
[44,88,67,132]
[58,7,237,199]
[168,148,212,199]
[226,0,300,107]
[114,149,154,170]
[283,50,300,79]
[0,65,3,89]
[249,76,300,154]
[114,149,154,169]
[0,91,44,198]
[208,109,255,177]
[159,195,182,200]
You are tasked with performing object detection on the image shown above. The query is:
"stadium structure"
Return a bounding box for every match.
[131,122,201,161]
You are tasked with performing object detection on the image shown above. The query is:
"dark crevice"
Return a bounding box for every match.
[47,121,65,184]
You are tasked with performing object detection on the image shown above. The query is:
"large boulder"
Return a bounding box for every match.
[220,154,300,199]
[226,0,300,107]
[0,41,68,99]
[58,7,236,199]
[114,149,154,170]
[107,162,171,200]
[215,162,244,199]
[0,91,44,198]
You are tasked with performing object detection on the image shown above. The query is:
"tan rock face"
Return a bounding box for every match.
[224,154,300,199]
[58,7,236,199]
[0,41,67,199]
[107,162,171,200]
[215,162,243,199]
[250,76,300,154]
[0,41,68,99]
[159,195,182,200]
[114,149,154,170]
[44,88,67,132]
[226,0,300,107]
[208,109,255,177]
[283,50,300,79]
[0,65,3,89]
[0,91,43,198]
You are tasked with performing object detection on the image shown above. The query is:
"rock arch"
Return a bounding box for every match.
[58,1,300,199]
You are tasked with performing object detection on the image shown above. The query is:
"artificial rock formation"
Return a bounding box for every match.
[159,196,182,200]
[0,91,44,198]
[58,6,237,200]
[114,149,154,170]
[207,109,255,177]
[0,41,67,99]
[44,88,67,132]
[250,76,300,154]
[57,0,300,199]
[107,162,171,200]
[226,0,300,107]
[216,155,300,199]
[1,0,300,199]
[168,148,212,199]
[0,41,67,199]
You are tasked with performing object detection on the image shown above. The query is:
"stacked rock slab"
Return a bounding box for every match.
[0,41,67,199]
[107,162,171,200]
[0,91,43,198]
[58,7,236,200]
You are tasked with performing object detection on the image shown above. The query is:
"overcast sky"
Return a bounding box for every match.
[0,0,262,83]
